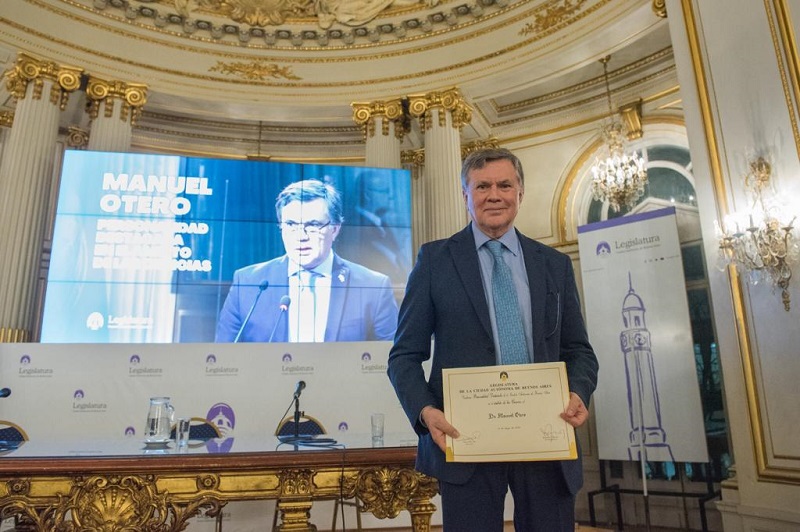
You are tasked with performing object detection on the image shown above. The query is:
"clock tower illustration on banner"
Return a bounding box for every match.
[619,273,674,462]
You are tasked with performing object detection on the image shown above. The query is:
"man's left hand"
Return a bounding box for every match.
[560,392,589,428]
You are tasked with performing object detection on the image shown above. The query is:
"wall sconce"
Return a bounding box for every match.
[715,157,798,311]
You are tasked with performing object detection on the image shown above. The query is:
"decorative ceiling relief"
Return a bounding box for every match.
[209,60,301,80]
[519,0,587,36]
[178,0,441,29]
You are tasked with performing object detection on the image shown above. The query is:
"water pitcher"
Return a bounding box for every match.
[144,396,175,442]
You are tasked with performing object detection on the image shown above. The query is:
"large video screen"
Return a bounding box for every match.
[41,151,413,343]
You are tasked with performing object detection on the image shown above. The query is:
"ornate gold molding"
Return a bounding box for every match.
[0,327,29,342]
[620,99,644,140]
[771,0,800,163]
[461,137,500,159]
[85,76,148,126]
[208,60,301,81]
[520,0,588,36]
[1,474,225,531]
[351,98,407,140]
[653,0,667,18]
[3,52,83,110]
[407,87,472,133]
[402,148,425,176]
[341,466,438,523]
[66,126,90,149]
[0,111,13,128]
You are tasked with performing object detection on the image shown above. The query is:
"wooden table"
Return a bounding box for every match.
[0,434,437,531]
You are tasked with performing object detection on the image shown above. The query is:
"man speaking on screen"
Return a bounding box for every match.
[215,179,398,343]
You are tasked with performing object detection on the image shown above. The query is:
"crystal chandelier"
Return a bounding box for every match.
[716,157,798,311]
[590,56,648,212]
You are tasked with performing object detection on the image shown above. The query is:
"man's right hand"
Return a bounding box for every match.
[421,406,460,453]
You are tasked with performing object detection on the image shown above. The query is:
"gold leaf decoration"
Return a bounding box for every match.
[209,60,302,81]
[519,0,587,36]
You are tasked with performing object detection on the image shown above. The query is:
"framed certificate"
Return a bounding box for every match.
[442,362,577,462]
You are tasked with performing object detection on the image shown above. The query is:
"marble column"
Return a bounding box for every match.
[351,98,405,168]
[401,148,426,258]
[86,75,147,152]
[0,52,83,342]
[407,87,472,243]
[0,111,13,166]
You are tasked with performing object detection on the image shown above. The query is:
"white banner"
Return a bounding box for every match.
[0,341,427,531]
[578,207,707,463]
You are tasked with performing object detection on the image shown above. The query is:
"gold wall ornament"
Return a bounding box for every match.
[3,52,83,110]
[401,147,425,172]
[652,0,667,18]
[66,126,90,149]
[715,157,799,311]
[352,98,407,140]
[340,466,438,520]
[519,0,588,36]
[209,60,301,81]
[619,99,644,140]
[461,137,500,159]
[407,87,472,133]
[0,111,13,128]
[86,76,148,125]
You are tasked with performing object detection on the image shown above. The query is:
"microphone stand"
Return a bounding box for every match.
[292,393,303,442]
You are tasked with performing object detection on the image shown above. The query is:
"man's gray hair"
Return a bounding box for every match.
[460,148,525,191]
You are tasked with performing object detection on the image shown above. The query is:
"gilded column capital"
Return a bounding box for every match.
[401,148,425,173]
[67,126,90,149]
[461,137,500,159]
[0,111,13,128]
[3,52,83,110]
[652,0,666,18]
[352,98,407,140]
[85,75,148,126]
[407,87,472,133]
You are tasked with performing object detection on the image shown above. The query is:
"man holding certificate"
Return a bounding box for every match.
[388,148,598,531]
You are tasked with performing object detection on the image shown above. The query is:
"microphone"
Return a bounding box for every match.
[0,388,10,398]
[233,281,269,343]
[293,380,306,399]
[268,296,291,342]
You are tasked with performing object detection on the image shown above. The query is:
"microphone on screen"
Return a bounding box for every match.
[233,281,269,343]
[0,388,10,398]
[293,380,306,399]
[268,296,291,342]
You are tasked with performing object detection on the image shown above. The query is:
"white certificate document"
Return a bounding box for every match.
[442,362,577,462]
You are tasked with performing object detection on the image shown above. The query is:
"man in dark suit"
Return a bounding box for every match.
[215,179,398,343]
[388,148,598,531]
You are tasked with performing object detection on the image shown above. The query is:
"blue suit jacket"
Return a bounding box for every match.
[215,253,398,342]
[388,225,598,494]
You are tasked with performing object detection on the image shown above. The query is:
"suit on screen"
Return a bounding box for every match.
[387,224,598,494]
[215,253,398,342]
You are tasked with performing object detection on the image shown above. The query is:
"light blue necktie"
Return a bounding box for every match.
[486,240,529,365]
